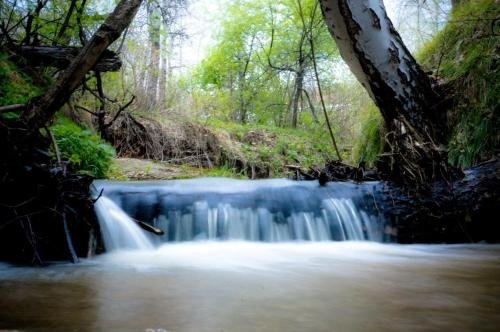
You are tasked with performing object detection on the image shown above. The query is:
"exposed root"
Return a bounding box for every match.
[377,128,463,192]
[0,118,98,264]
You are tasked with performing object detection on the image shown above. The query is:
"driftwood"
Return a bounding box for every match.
[133,218,164,236]
[18,46,122,72]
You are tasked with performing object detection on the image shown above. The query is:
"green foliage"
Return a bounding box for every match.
[0,53,43,109]
[448,107,493,167]
[50,118,116,178]
[209,119,336,176]
[351,104,385,167]
[418,0,499,167]
[192,0,338,126]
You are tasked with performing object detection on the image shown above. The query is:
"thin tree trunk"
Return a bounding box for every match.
[53,0,78,45]
[76,0,88,44]
[146,3,161,109]
[21,0,143,133]
[291,61,305,128]
[22,0,48,45]
[159,36,168,108]
[301,89,319,123]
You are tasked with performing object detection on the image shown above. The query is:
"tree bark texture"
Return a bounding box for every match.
[18,46,122,72]
[319,0,444,143]
[319,0,457,186]
[21,0,143,134]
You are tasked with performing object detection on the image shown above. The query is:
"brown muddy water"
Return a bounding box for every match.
[1,242,500,331]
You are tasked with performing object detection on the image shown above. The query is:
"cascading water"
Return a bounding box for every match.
[94,196,154,251]
[92,178,384,250]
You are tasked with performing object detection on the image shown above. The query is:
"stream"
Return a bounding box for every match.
[0,178,499,331]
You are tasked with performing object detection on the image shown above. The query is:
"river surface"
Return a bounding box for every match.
[1,242,500,331]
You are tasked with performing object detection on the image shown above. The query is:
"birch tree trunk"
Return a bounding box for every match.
[21,0,143,133]
[145,3,161,109]
[319,0,457,185]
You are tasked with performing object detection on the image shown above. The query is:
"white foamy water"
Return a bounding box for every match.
[94,196,154,251]
[92,178,384,247]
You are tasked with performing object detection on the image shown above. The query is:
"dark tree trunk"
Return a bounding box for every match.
[21,0,143,134]
[18,46,122,72]
[301,89,319,123]
[319,0,457,186]
[53,0,78,45]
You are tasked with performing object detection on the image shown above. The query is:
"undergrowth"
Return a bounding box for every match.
[418,0,499,167]
[351,104,385,167]
[0,52,44,119]
[208,119,337,176]
[50,118,116,178]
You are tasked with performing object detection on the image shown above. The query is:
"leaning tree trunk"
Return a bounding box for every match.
[21,0,143,134]
[319,0,457,186]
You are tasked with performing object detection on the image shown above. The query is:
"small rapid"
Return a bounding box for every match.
[94,196,154,251]
[92,178,384,250]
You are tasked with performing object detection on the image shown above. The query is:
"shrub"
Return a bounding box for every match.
[50,118,116,178]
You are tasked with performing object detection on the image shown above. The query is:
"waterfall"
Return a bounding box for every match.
[94,197,154,251]
[93,178,384,251]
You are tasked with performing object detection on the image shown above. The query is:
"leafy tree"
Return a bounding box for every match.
[194,0,338,128]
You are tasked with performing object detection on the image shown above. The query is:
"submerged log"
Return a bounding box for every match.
[19,46,122,72]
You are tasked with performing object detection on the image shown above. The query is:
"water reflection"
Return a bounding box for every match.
[1,242,500,331]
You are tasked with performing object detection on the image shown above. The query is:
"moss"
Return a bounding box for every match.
[418,0,499,167]
[0,53,44,106]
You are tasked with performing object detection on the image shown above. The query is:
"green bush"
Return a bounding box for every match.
[50,118,115,178]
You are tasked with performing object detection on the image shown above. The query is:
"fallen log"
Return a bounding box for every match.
[132,218,165,236]
[378,159,500,243]
[18,46,122,72]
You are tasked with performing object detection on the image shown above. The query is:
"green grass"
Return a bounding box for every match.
[351,104,385,167]
[208,119,338,176]
[418,0,499,167]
